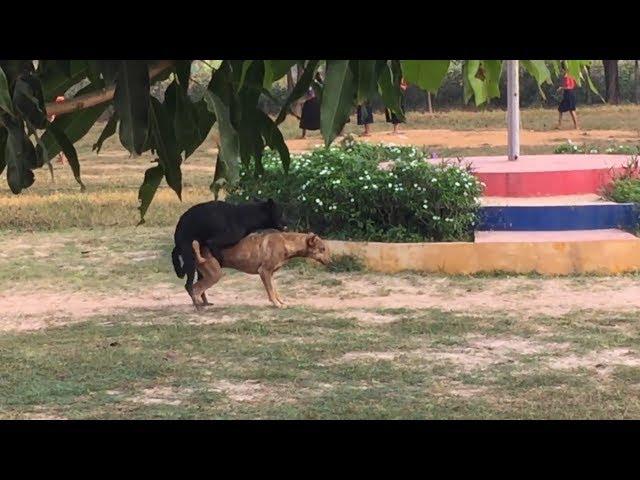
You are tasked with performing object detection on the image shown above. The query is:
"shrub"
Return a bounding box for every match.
[327,254,365,272]
[227,137,484,242]
[601,156,640,203]
[554,141,640,155]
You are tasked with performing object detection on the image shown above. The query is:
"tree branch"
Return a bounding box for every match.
[44,60,175,117]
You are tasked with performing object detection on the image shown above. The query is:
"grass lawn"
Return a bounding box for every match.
[1,106,640,419]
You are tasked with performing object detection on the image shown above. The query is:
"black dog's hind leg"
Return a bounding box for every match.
[180,242,201,310]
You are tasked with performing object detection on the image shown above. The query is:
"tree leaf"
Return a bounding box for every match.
[237,61,254,92]
[185,99,216,159]
[40,60,90,101]
[275,60,319,125]
[565,60,584,85]
[46,120,85,191]
[256,109,290,173]
[149,97,182,199]
[0,66,14,116]
[236,61,266,168]
[401,60,450,93]
[0,127,6,176]
[13,76,47,129]
[114,61,150,155]
[40,101,108,161]
[96,60,120,86]
[263,60,298,89]
[174,60,192,93]
[137,164,164,225]
[204,62,240,186]
[378,61,403,118]
[93,112,118,154]
[3,116,31,194]
[463,60,488,106]
[321,60,355,146]
[26,123,46,169]
[354,60,377,104]
[211,153,227,200]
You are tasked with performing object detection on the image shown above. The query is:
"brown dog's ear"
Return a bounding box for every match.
[306,233,319,248]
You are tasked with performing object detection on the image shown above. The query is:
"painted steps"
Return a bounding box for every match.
[432,154,631,197]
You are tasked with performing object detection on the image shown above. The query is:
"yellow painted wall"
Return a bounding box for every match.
[327,239,640,275]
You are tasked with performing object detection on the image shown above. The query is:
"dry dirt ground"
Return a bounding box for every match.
[285,128,639,153]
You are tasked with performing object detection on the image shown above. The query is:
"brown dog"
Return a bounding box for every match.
[191,232,331,309]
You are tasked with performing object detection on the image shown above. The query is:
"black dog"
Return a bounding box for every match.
[171,199,288,307]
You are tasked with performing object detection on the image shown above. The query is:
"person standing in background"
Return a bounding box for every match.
[556,63,580,130]
[356,101,374,137]
[298,74,322,139]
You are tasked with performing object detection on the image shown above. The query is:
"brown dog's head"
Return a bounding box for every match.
[305,233,331,266]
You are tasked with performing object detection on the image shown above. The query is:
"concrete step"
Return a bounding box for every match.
[480,194,613,206]
[475,229,639,243]
[477,202,639,231]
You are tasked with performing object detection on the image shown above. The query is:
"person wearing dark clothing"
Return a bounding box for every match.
[299,89,320,138]
[556,64,579,130]
[356,101,374,136]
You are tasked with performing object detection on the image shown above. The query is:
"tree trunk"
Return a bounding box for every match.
[427,91,433,114]
[585,65,591,105]
[602,60,620,104]
[635,60,639,104]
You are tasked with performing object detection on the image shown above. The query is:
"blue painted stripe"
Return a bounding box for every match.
[478,204,640,231]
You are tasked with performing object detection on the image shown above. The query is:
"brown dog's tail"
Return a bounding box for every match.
[172,245,185,278]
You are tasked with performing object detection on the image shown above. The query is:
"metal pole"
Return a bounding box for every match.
[507,60,520,161]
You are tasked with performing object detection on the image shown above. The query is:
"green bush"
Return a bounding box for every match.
[227,137,484,242]
[554,141,640,155]
[604,178,640,203]
[601,156,640,203]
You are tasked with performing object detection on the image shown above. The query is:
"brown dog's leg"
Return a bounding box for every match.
[274,288,287,307]
[196,269,212,306]
[258,267,284,308]
[192,240,224,306]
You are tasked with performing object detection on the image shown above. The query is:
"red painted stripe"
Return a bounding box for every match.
[475,168,624,197]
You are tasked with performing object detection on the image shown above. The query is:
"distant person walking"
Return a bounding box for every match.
[357,101,374,137]
[298,74,322,139]
[556,64,580,130]
[385,77,408,135]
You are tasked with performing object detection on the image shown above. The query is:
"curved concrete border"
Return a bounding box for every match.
[327,238,640,275]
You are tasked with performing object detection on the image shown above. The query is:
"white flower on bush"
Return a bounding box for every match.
[455,182,460,187]
[432,215,441,221]
[431,178,437,183]
[315,198,323,206]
